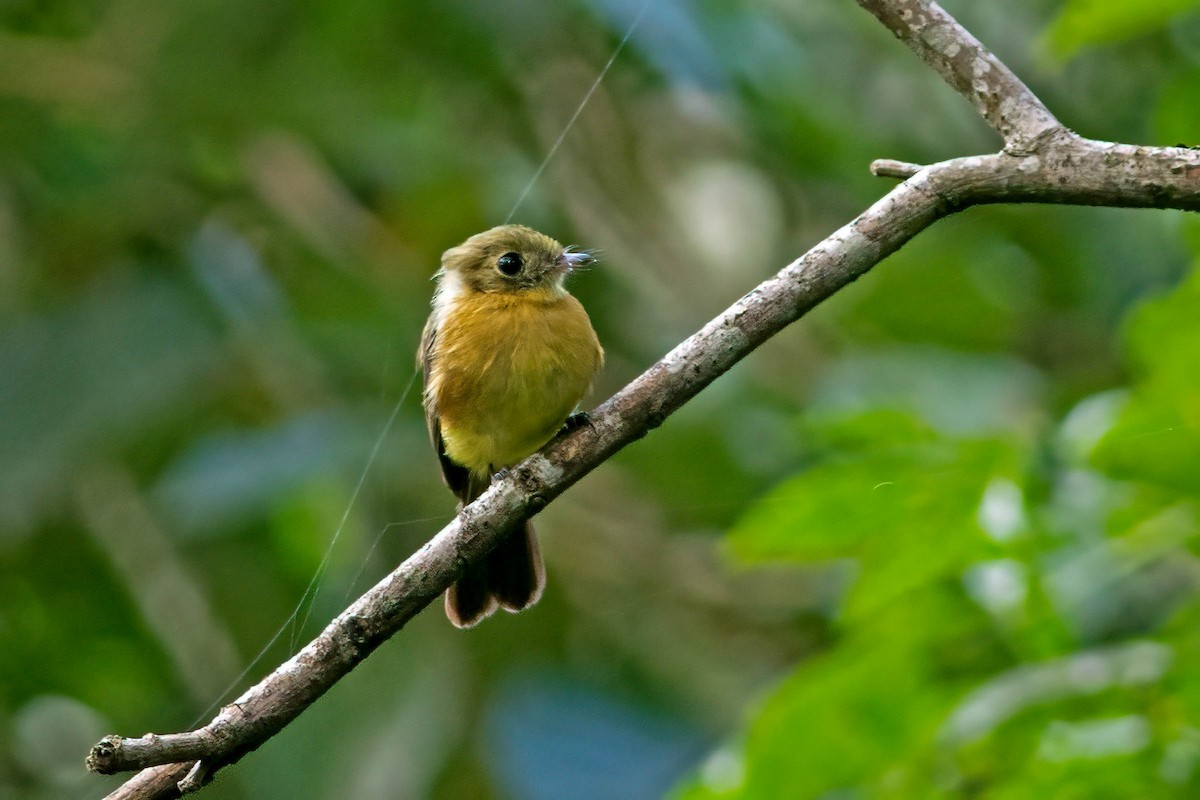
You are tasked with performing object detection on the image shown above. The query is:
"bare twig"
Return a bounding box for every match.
[872,159,925,178]
[88,0,1200,796]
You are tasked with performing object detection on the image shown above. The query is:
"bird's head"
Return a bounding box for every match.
[439,225,594,295]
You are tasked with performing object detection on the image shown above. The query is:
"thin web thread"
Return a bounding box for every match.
[188,366,417,728]
[291,369,419,645]
[504,0,650,224]
[341,514,447,604]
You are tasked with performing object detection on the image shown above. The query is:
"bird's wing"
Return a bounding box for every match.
[419,315,471,503]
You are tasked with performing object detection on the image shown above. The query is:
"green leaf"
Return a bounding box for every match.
[1043,0,1200,58]
[1094,266,1200,494]
[727,412,1016,616]
[737,589,1001,799]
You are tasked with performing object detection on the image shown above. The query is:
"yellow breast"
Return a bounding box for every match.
[429,287,603,474]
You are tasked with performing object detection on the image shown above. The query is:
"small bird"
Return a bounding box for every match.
[420,225,604,627]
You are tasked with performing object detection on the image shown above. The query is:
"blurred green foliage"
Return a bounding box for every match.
[1,0,1199,798]
[1044,0,1200,57]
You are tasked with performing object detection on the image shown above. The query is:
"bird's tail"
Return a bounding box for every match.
[445,472,546,628]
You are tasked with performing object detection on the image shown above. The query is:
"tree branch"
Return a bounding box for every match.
[98,763,195,800]
[88,1,1200,796]
[855,0,1062,151]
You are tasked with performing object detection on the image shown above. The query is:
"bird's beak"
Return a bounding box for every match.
[559,248,595,272]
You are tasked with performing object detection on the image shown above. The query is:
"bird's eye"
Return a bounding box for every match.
[497,252,523,276]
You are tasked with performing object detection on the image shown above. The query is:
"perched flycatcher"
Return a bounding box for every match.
[420,225,603,628]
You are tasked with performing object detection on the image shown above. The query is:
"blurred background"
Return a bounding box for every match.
[2,0,1200,797]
